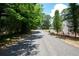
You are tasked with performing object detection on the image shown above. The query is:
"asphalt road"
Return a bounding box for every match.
[0,30,79,56]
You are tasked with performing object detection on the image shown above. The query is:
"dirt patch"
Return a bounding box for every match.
[62,38,79,48]
[50,32,79,48]
[43,29,49,32]
[0,34,30,49]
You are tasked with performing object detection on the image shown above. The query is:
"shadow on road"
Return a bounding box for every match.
[0,30,43,56]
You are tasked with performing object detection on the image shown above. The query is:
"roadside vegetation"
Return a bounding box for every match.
[49,3,79,47]
[1,3,79,48]
[0,3,43,47]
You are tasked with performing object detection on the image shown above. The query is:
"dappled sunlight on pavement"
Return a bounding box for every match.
[0,30,43,56]
[0,30,79,56]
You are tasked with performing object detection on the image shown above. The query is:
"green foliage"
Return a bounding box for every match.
[42,14,51,29]
[53,10,62,33]
[63,3,79,37]
[0,3,43,39]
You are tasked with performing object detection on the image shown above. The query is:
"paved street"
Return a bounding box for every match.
[0,30,79,56]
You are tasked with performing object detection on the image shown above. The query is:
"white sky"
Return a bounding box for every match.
[50,4,68,17]
[0,0,79,3]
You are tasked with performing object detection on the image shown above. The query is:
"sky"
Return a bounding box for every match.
[42,3,68,17]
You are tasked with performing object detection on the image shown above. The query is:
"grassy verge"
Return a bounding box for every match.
[62,38,79,48]
[50,32,79,48]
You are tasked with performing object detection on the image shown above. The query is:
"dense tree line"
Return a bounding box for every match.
[51,3,79,38]
[41,14,51,29]
[62,3,79,38]
[0,3,43,36]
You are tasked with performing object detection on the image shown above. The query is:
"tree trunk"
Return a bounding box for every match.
[57,30,58,35]
[75,32,77,38]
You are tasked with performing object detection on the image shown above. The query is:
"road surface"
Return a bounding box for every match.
[0,30,79,56]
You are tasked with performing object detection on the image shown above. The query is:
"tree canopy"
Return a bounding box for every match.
[62,3,79,37]
[0,3,43,36]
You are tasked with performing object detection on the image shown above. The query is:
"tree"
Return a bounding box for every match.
[63,3,79,38]
[0,4,9,33]
[0,3,43,36]
[42,14,51,29]
[53,10,62,34]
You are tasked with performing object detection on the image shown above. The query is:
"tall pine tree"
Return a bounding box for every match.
[53,10,62,34]
[65,3,79,38]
